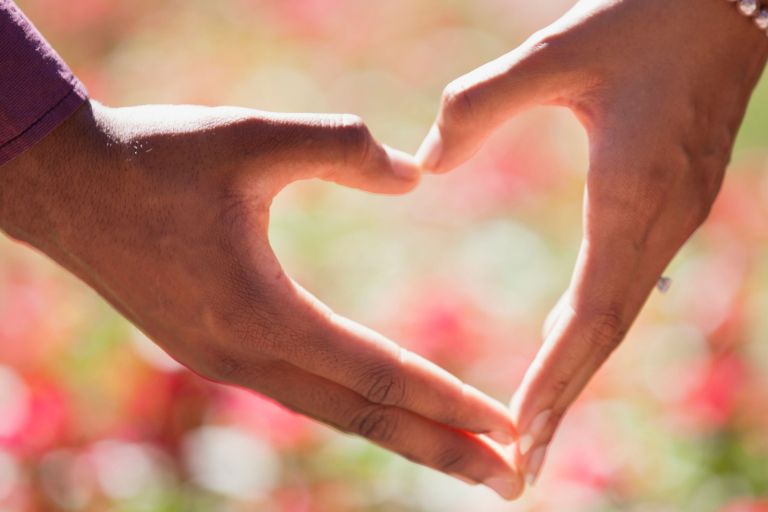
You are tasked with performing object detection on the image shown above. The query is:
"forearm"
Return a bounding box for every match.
[0,101,102,250]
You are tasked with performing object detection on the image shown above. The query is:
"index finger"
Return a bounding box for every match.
[240,361,523,499]
[261,276,519,444]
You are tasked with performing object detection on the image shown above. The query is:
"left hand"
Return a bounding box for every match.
[0,101,523,498]
[416,0,768,487]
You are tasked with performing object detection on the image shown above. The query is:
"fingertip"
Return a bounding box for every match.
[483,473,525,501]
[383,145,422,186]
[488,429,517,445]
[462,384,518,442]
[456,430,524,500]
[415,124,444,173]
[494,414,519,444]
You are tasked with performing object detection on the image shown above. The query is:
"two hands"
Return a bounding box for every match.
[1,0,766,501]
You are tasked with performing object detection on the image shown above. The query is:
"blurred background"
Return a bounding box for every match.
[3,0,768,510]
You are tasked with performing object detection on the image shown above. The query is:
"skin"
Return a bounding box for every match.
[0,101,523,499]
[417,0,768,488]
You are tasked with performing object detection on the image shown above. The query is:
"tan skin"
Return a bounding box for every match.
[418,0,768,488]
[3,0,767,501]
[0,103,523,499]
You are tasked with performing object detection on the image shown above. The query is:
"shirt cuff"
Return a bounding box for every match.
[0,0,89,167]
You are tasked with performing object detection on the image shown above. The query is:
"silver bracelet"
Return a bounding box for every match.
[729,0,768,33]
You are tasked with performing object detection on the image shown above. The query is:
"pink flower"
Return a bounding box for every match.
[707,175,768,242]
[213,388,313,450]
[384,283,488,374]
[426,118,563,218]
[679,353,748,431]
[121,370,214,452]
[0,270,54,365]
[1,375,72,458]
[551,408,625,493]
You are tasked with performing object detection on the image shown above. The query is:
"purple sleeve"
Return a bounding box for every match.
[0,0,87,166]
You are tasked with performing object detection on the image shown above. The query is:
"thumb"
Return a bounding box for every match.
[263,113,421,195]
[416,35,570,174]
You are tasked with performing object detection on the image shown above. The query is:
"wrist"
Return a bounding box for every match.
[715,0,768,63]
[0,100,113,253]
[729,0,768,33]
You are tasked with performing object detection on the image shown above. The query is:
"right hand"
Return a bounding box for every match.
[416,0,768,487]
[0,100,522,499]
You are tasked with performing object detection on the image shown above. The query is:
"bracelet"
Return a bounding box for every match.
[729,0,768,33]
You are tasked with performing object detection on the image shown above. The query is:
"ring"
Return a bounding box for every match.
[657,276,672,293]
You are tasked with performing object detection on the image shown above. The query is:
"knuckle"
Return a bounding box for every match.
[531,34,562,56]
[667,142,723,232]
[198,348,247,385]
[331,114,374,166]
[583,307,626,351]
[549,377,570,397]
[547,409,564,429]
[525,27,571,56]
[518,28,581,81]
[333,113,368,138]
[433,447,468,473]
[685,168,721,231]
[687,197,714,231]
[358,361,407,406]
[440,81,475,125]
[349,405,399,443]
[518,33,561,71]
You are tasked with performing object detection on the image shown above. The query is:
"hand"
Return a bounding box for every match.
[0,101,522,498]
[416,0,768,486]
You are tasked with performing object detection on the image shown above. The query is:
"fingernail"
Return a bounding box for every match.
[483,477,520,501]
[518,434,534,455]
[488,430,515,445]
[384,145,421,181]
[525,445,547,487]
[449,473,477,486]
[415,125,443,171]
[519,409,551,456]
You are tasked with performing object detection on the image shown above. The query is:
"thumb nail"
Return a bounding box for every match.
[519,409,552,456]
[415,125,443,171]
[488,429,516,445]
[483,476,521,501]
[384,145,421,181]
[525,445,547,487]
